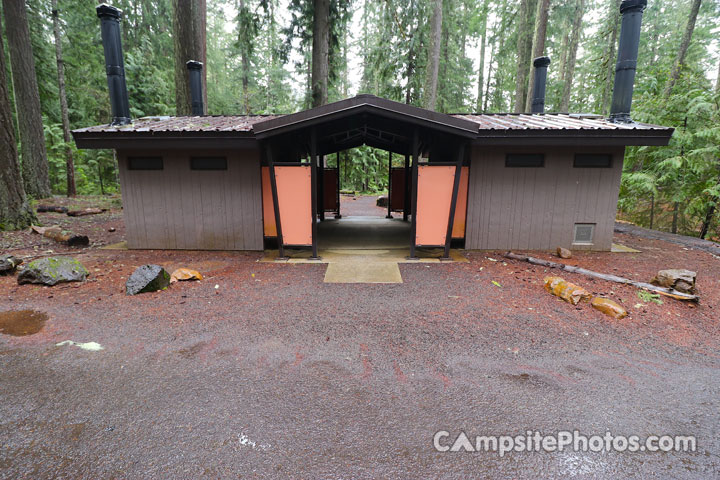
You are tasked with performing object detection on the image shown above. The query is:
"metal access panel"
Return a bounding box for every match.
[389,167,406,212]
[274,165,312,246]
[415,165,456,246]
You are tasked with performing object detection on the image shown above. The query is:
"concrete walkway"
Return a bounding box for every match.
[261,217,467,283]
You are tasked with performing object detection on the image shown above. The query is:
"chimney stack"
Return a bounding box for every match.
[186,60,205,116]
[531,56,551,114]
[96,4,131,126]
[609,0,647,123]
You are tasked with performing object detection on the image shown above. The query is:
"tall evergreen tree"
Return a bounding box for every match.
[524,0,550,113]
[664,0,702,98]
[172,0,206,115]
[311,0,330,107]
[0,13,34,229]
[2,0,51,198]
[51,0,75,196]
[424,0,442,110]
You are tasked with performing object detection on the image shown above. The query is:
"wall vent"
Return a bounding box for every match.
[573,223,595,244]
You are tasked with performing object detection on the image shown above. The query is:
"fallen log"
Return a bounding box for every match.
[30,225,90,247]
[67,208,106,217]
[504,251,699,302]
[36,205,68,213]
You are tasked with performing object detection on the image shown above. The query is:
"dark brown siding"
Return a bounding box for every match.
[465,146,624,251]
[117,149,263,250]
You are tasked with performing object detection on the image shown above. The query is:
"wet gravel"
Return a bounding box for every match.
[0,232,719,478]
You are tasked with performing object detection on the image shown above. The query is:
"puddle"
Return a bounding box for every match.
[0,310,48,336]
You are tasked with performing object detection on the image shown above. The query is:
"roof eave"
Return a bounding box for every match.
[472,129,674,146]
[72,130,257,150]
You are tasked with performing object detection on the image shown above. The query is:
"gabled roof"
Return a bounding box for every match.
[72,94,674,149]
[252,94,480,139]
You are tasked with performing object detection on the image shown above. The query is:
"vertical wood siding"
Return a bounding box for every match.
[465,146,624,251]
[117,149,263,250]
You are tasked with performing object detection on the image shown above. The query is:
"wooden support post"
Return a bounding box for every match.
[336,151,341,218]
[442,143,465,260]
[403,153,410,222]
[386,150,393,218]
[318,149,325,222]
[265,143,286,259]
[408,131,420,259]
[310,129,320,259]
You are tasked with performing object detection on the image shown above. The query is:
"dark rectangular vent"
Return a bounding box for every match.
[574,154,612,168]
[505,154,544,168]
[191,157,227,170]
[128,156,163,170]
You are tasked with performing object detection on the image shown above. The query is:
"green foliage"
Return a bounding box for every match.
[637,290,663,305]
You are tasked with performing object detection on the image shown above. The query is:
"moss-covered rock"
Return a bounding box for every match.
[17,257,89,286]
[126,264,170,295]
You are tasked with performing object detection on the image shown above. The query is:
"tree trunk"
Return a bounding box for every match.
[311,0,330,107]
[51,0,76,197]
[438,3,450,112]
[424,0,442,111]
[672,202,679,234]
[664,0,702,98]
[698,164,718,239]
[513,0,535,113]
[239,0,251,114]
[483,45,493,112]
[476,0,489,112]
[504,252,699,301]
[524,0,550,113]
[172,0,207,115]
[716,56,720,93]
[601,0,621,115]
[560,0,584,112]
[0,13,34,230]
[2,0,51,199]
[699,204,715,239]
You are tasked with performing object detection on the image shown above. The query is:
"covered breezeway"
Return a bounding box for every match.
[254,95,476,261]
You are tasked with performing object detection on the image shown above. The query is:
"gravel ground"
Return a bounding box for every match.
[0,199,719,478]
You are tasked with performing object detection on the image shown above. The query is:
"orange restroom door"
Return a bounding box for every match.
[415,165,456,246]
[274,165,312,246]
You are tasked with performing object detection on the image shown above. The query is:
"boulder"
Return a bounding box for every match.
[651,269,696,294]
[170,268,203,283]
[126,264,170,295]
[0,255,22,275]
[556,247,572,259]
[17,257,88,286]
[591,297,628,319]
[376,196,389,207]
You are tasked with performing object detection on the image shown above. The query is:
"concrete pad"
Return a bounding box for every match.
[612,243,641,253]
[99,241,128,250]
[324,262,403,283]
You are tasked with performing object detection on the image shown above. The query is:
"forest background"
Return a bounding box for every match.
[1,0,719,238]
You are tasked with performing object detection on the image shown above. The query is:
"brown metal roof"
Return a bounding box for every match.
[455,113,669,131]
[73,114,279,133]
[72,95,674,149]
[73,112,670,134]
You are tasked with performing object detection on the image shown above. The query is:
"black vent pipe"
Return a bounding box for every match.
[186,60,204,116]
[531,56,551,114]
[96,4,131,126]
[609,0,647,123]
